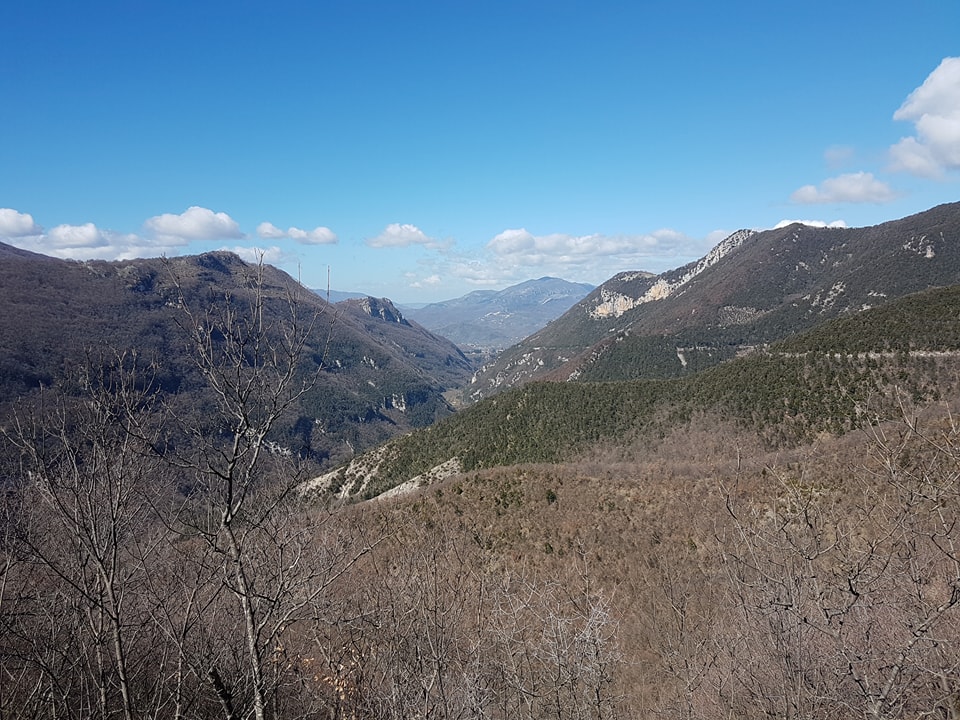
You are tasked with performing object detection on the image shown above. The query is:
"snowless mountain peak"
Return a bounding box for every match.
[590,229,756,319]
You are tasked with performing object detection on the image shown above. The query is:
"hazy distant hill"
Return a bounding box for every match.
[403,277,594,351]
[0,246,473,467]
[469,202,960,401]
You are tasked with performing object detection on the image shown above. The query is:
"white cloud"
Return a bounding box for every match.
[889,57,960,177]
[790,172,896,204]
[0,208,42,237]
[367,223,437,248]
[257,221,338,245]
[0,207,302,266]
[218,245,286,264]
[477,227,702,286]
[773,219,848,229]
[256,221,287,239]
[487,228,687,264]
[410,274,442,289]
[487,228,617,262]
[385,226,726,297]
[287,226,337,245]
[889,137,941,177]
[144,206,243,241]
[8,222,184,261]
[48,222,107,249]
[2,207,235,261]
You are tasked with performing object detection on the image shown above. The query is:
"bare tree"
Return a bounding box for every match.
[3,353,166,720]
[165,258,378,720]
[715,402,960,719]
[640,552,722,720]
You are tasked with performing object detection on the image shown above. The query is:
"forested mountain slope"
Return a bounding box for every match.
[0,245,472,465]
[309,284,960,500]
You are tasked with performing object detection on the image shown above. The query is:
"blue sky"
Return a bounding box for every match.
[1,1,958,303]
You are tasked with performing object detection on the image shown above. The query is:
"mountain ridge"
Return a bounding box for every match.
[468,202,960,400]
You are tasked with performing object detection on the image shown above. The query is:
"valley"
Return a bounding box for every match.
[2,202,960,718]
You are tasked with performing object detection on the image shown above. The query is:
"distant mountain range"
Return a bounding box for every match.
[401,277,594,351]
[468,201,960,401]
[0,245,473,468]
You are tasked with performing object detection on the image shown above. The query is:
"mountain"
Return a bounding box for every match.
[333,295,474,391]
[402,277,594,352]
[468,202,960,401]
[0,246,473,467]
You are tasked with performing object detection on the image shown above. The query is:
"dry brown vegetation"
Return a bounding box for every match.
[341,402,960,718]
[3,264,960,718]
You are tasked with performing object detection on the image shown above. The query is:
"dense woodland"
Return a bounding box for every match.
[2,263,960,718]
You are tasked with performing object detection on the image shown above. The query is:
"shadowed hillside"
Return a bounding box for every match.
[0,246,473,467]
